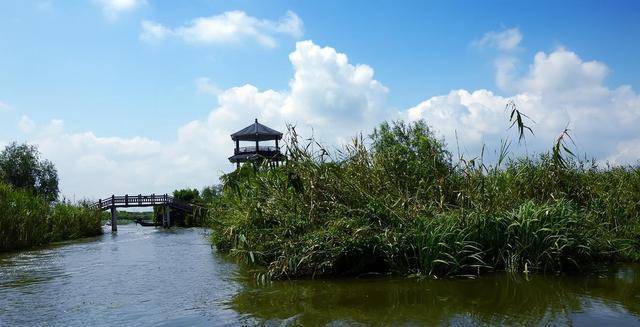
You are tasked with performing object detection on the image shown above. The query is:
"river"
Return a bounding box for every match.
[0,225,638,326]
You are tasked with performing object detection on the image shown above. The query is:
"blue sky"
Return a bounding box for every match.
[1,1,639,198]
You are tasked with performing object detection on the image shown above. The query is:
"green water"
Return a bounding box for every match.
[0,225,638,326]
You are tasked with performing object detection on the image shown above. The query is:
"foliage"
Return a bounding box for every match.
[100,210,153,224]
[0,142,59,202]
[0,182,102,251]
[169,186,222,227]
[201,185,223,204]
[209,119,640,280]
[173,188,200,203]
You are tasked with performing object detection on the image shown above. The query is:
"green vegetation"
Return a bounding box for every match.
[173,188,201,203]
[0,142,59,202]
[209,119,640,279]
[173,186,222,205]
[0,143,102,251]
[0,181,102,251]
[101,210,154,224]
[169,186,219,226]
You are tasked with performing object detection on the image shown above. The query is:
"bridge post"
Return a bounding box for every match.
[162,204,171,228]
[110,205,117,232]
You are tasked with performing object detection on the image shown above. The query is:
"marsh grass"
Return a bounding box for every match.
[210,120,639,279]
[0,182,102,251]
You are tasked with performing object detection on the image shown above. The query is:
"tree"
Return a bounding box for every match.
[0,142,59,201]
[201,185,222,204]
[172,188,200,203]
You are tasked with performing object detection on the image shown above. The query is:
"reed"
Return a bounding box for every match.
[209,120,639,279]
[0,182,103,251]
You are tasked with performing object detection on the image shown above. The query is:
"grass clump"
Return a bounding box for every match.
[0,182,102,251]
[210,120,639,279]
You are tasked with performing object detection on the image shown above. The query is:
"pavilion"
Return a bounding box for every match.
[228,119,285,168]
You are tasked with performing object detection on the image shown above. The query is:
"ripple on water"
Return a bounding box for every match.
[1,225,640,326]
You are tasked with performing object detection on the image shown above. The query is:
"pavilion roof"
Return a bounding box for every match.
[230,119,283,141]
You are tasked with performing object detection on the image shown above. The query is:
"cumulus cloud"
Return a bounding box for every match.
[408,46,640,164]
[473,27,525,90]
[195,77,221,96]
[19,40,388,198]
[95,0,146,20]
[139,20,171,43]
[14,35,640,199]
[605,138,640,164]
[281,40,390,141]
[140,10,303,47]
[474,27,523,51]
[21,118,168,199]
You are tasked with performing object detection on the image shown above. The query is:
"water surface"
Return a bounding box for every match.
[1,225,639,326]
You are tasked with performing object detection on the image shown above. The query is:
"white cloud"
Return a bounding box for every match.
[22,118,166,199]
[15,35,640,199]
[474,27,522,51]
[195,77,221,96]
[605,138,640,164]
[19,40,388,198]
[281,40,390,142]
[95,0,146,20]
[511,48,610,98]
[18,115,35,133]
[0,101,12,112]
[139,20,171,43]
[140,10,303,47]
[473,28,525,93]
[408,46,640,164]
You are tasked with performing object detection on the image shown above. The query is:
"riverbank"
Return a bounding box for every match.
[210,120,640,279]
[0,182,103,251]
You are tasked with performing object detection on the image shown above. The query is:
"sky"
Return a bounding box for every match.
[1,0,639,200]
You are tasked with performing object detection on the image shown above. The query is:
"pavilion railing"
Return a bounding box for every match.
[235,145,280,154]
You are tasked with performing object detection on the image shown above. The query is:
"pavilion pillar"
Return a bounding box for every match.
[110,205,117,232]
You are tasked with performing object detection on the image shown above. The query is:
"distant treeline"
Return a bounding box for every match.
[209,114,640,279]
[100,210,154,223]
[168,186,221,227]
[0,143,102,251]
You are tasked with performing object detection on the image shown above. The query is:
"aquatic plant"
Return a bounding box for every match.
[0,182,102,251]
[209,118,639,279]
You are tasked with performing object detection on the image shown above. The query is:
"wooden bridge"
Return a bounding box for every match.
[91,194,193,232]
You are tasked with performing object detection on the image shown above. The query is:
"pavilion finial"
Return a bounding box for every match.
[255,118,258,123]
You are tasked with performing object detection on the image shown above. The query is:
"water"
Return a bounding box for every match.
[1,225,639,326]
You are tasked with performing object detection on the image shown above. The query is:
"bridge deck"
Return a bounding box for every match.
[90,194,192,213]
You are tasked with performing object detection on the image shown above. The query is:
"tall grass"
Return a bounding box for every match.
[0,182,102,251]
[210,120,640,279]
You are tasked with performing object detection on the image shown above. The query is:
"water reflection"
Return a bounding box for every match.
[231,266,640,326]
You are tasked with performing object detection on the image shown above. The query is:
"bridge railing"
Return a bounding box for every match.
[90,194,190,211]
